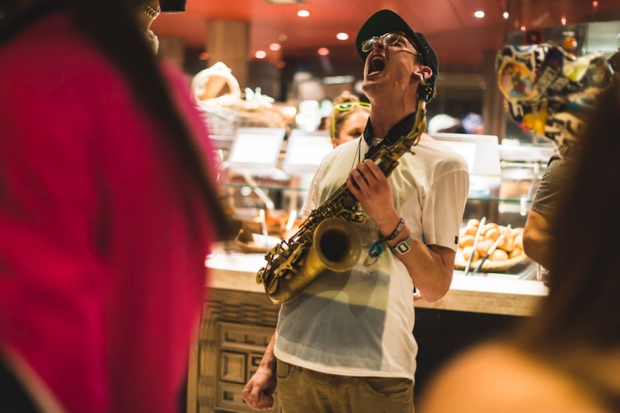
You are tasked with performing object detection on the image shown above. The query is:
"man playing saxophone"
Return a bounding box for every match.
[243,9,469,412]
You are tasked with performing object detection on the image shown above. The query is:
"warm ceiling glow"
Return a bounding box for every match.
[474,11,485,18]
[269,43,281,51]
[561,17,567,25]
[318,47,329,56]
[336,32,349,41]
[503,12,509,19]
[297,10,310,17]
[255,50,267,59]
[593,1,598,6]
[520,26,526,31]
[279,34,288,41]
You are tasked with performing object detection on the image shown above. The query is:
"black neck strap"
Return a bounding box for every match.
[362,111,417,159]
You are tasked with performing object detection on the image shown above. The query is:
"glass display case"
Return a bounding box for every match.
[215,131,555,281]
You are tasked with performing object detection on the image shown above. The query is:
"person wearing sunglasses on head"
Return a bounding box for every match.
[242,9,469,413]
[327,91,370,147]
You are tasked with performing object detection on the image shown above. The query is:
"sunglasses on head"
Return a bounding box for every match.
[333,101,371,111]
[331,102,370,139]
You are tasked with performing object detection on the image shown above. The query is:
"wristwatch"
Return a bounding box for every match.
[390,234,415,255]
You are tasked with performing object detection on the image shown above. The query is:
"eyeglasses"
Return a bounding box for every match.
[361,32,411,54]
[331,102,370,139]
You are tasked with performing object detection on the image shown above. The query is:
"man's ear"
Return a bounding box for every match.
[418,66,432,81]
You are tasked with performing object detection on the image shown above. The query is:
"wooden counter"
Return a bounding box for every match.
[205,250,548,317]
[190,250,548,412]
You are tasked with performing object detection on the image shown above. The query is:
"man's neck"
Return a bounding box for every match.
[368,98,418,139]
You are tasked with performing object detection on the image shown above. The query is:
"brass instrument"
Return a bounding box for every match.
[257,99,428,304]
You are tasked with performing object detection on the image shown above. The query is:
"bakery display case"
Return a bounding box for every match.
[191,132,554,413]
[217,131,555,281]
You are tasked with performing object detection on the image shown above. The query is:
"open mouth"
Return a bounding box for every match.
[367,55,385,75]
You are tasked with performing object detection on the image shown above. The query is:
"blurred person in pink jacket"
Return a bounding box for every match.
[0,0,230,412]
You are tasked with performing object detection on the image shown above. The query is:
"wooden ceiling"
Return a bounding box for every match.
[151,0,620,67]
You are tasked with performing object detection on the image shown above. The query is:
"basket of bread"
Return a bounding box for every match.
[455,218,527,273]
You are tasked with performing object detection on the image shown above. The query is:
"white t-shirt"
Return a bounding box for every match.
[274,136,469,381]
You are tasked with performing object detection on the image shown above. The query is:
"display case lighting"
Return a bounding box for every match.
[322,75,355,85]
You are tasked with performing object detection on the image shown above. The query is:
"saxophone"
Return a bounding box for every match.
[256,99,428,304]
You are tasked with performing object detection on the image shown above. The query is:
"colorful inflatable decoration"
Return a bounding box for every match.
[496,44,613,158]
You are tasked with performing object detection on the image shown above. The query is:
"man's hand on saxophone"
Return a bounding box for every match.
[347,158,456,302]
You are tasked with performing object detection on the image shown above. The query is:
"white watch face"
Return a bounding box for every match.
[395,241,411,254]
[392,235,413,255]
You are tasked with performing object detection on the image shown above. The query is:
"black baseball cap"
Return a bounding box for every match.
[356,9,439,87]
[160,0,186,13]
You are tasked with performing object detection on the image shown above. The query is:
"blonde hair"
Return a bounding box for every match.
[328,91,370,139]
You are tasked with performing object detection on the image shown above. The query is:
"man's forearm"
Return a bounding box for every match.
[523,210,554,268]
[259,333,277,372]
[395,238,454,302]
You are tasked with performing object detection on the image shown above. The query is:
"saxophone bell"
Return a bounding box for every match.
[264,217,361,304]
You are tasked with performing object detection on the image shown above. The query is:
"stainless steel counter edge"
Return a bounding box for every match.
[205,251,548,317]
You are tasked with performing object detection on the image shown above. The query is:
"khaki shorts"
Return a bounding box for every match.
[276,359,414,413]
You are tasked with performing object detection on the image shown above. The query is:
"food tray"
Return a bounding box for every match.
[454,253,528,273]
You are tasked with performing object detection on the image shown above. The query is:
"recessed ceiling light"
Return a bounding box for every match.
[336,33,349,41]
[318,47,329,56]
[503,12,509,19]
[297,10,310,17]
[255,50,267,59]
[474,11,485,18]
[269,43,281,51]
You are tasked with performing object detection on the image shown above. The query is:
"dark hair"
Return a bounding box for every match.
[516,81,620,353]
[1,0,232,240]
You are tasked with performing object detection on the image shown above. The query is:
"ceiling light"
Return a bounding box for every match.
[474,11,485,18]
[561,17,566,25]
[297,10,310,17]
[336,33,349,41]
[278,34,287,42]
[593,1,598,6]
[269,43,281,51]
[503,12,509,19]
[318,47,329,56]
[255,50,267,59]
[520,26,526,31]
